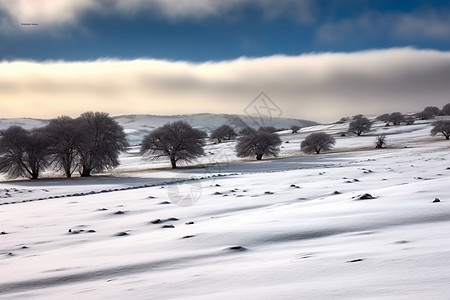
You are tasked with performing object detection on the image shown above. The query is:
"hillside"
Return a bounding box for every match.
[0,113,317,146]
[0,116,449,299]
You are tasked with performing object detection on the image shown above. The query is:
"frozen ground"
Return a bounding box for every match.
[0,117,450,299]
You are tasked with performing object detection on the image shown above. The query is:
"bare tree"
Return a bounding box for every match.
[404,116,415,125]
[236,128,282,160]
[239,127,254,136]
[424,106,440,117]
[301,132,335,154]
[375,135,387,148]
[141,121,207,168]
[0,126,50,179]
[210,125,237,143]
[416,106,439,120]
[389,112,404,126]
[376,113,391,125]
[416,111,433,120]
[291,125,301,134]
[77,112,128,177]
[348,116,372,136]
[431,120,450,140]
[45,116,85,178]
[441,103,450,116]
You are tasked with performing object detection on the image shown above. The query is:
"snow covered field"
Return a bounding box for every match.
[1,117,450,299]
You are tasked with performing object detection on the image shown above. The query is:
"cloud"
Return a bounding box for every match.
[317,9,450,43]
[1,48,449,122]
[0,0,314,33]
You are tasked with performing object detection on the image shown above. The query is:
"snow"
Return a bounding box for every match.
[1,116,450,299]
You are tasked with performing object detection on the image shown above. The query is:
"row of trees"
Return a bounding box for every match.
[2,109,449,179]
[0,112,128,179]
[140,121,337,167]
[347,104,450,138]
[140,122,285,166]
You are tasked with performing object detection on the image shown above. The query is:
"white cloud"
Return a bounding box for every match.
[392,10,450,39]
[0,0,314,33]
[317,10,450,43]
[1,48,449,122]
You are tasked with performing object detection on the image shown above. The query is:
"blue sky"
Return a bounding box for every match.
[0,0,450,121]
[2,0,450,61]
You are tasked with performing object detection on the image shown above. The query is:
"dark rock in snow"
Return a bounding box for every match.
[113,211,126,215]
[162,224,175,229]
[182,235,195,239]
[150,219,162,224]
[347,258,364,263]
[114,232,129,237]
[185,221,195,225]
[227,246,248,252]
[433,198,441,203]
[333,191,341,195]
[159,201,171,205]
[358,193,374,200]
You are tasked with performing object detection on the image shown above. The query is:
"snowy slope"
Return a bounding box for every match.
[116,113,317,145]
[0,116,450,299]
[0,114,317,146]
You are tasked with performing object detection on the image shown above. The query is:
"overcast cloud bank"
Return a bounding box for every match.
[1,47,449,122]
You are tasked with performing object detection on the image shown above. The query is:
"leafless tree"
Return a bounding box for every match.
[416,106,439,120]
[441,103,450,116]
[44,116,85,178]
[389,112,404,126]
[348,116,372,136]
[210,125,237,143]
[239,127,254,136]
[0,126,50,179]
[301,132,336,154]
[376,113,391,125]
[375,135,387,148]
[431,120,450,140]
[141,121,207,168]
[424,106,440,117]
[235,128,282,160]
[404,116,415,125]
[291,125,301,134]
[77,112,128,177]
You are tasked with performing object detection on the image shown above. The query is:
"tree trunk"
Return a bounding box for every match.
[64,167,72,178]
[80,167,91,177]
[170,157,177,169]
[31,170,39,180]
[256,154,262,160]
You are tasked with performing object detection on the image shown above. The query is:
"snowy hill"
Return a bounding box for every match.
[1,115,450,299]
[115,113,317,145]
[0,113,317,145]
